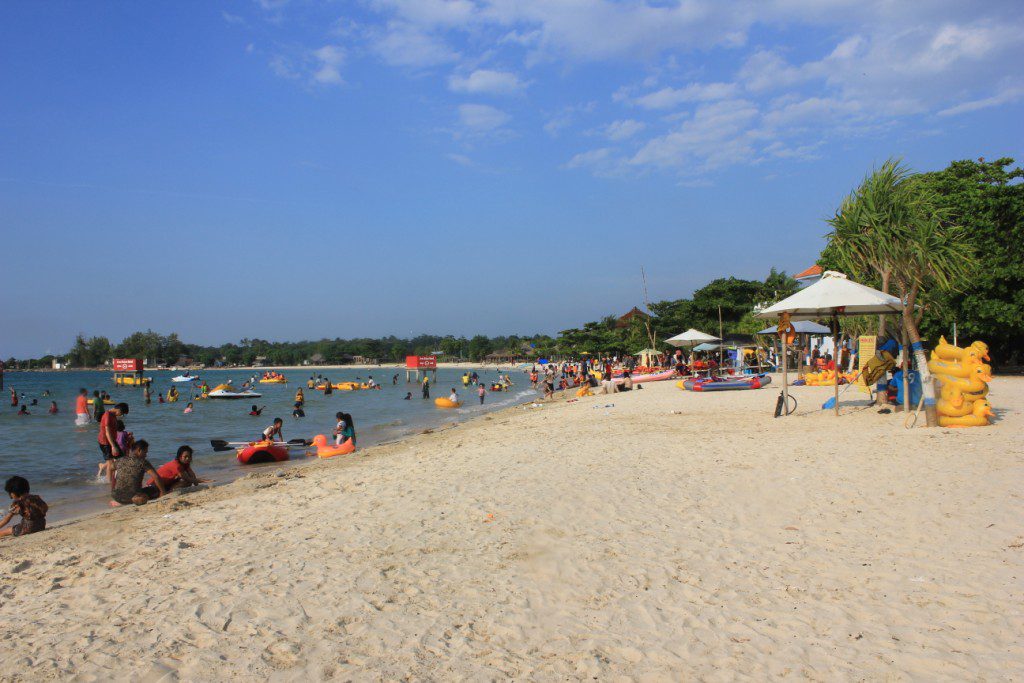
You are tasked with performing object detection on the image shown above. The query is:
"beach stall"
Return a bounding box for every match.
[757,321,831,375]
[112,358,151,387]
[665,329,720,374]
[755,271,902,416]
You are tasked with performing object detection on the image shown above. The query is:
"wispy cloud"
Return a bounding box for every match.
[312,45,345,85]
[448,69,526,95]
[458,103,510,132]
[371,21,459,68]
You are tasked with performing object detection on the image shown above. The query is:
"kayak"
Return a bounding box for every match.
[686,375,772,391]
[171,375,199,383]
[236,441,289,464]
[614,369,675,384]
[207,389,263,399]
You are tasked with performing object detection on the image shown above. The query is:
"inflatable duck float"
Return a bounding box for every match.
[938,398,994,428]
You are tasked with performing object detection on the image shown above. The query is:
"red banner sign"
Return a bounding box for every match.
[405,355,437,369]
[113,358,143,372]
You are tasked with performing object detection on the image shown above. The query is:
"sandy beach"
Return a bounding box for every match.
[2,376,1022,680]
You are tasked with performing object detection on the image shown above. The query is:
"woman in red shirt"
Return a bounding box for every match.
[148,446,208,491]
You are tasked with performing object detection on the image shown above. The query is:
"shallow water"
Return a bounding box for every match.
[0,367,536,521]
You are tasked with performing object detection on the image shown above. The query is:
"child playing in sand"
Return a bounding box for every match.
[147,445,209,491]
[0,476,48,539]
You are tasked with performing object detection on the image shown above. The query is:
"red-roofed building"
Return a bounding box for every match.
[794,264,822,288]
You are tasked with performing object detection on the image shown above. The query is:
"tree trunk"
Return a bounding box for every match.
[876,270,891,338]
[903,284,938,427]
[874,269,892,406]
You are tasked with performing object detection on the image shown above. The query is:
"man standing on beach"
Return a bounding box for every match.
[98,402,129,486]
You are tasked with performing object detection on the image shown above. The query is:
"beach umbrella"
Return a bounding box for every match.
[755,321,831,335]
[665,328,720,347]
[755,271,903,321]
[755,271,903,415]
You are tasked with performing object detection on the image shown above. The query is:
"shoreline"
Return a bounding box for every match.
[3,376,1021,679]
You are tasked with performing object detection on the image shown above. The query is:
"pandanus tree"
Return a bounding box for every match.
[826,159,976,426]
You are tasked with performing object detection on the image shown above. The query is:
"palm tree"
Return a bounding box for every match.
[826,158,976,426]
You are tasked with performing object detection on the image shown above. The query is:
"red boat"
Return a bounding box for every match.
[236,441,290,465]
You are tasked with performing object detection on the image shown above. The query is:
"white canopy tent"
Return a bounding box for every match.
[755,271,904,416]
[665,329,720,348]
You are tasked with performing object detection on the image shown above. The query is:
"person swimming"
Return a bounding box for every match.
[403,392,412,400]
[249,404,264,416]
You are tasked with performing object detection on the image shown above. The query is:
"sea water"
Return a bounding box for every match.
[0,367,537,521]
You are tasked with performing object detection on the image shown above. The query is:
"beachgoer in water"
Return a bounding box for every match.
[110,440,164,506]
[292,402,305,419]
[158,393,164,403]
[263,418,284,443]
[147,446,208,491]
[48,401,58,414]
[0,476,48,539]
[421,376,430,399]
[92,391,104,421]
[144,385,151,404]
[392,374,398,385]
[367,376,376,388]
[294,388,304,407]
[249,404,264,416]
[17,405,29,415]
[74,388,90,426]
[183,402,194,414]
[449,388,459,403]
[478,384,485,405]
[403,392,412,400]
[324,378,333,396]
[9,388,16,407]
[30,398,38,406]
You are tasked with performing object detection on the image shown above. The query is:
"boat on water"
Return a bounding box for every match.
[206,383,262,400]
[171,375,200,383]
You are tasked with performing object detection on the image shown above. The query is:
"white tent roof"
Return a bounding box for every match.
[755,271,903,320]
[665,328,720,347]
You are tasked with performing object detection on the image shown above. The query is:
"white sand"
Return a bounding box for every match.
[2,376,1022,680]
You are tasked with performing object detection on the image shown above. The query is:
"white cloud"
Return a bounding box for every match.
[447,152,475,167]
[938,83,1024,117]
[542,102,596,137]
[631,82,739,109]
[630,99,760,171]
[564,147,611,169]
[222,11,245,25]
[603,119,646,141]
[372,21,459,68]
[448,69,526,95]
[312,45,345,85]
[458,104,510,131]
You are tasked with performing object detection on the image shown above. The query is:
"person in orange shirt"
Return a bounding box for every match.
[74,388,90,426]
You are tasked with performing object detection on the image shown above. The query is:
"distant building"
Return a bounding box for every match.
[793,264,823,288]
[616,306,650,328]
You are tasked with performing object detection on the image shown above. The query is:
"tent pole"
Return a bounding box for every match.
[781,335,790,415]
[832,313,840,416]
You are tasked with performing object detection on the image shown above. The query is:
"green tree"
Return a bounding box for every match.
[914,158,1024,364]
[826,158,976,426]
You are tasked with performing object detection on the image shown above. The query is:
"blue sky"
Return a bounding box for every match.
[2,0,1022,357]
